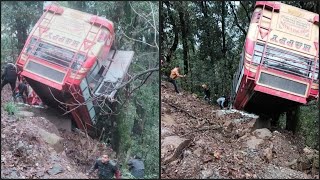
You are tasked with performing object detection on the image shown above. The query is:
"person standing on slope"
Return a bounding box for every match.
[169,66,186,94]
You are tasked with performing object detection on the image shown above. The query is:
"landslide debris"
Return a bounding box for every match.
[1,85,115,179]
[161,81,319,179]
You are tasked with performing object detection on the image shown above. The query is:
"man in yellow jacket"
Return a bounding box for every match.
[169,66,186,94]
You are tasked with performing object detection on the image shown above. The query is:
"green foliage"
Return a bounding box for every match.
[4,102,17,115]
[120,168,136,179]
[114,81,159,178]
[297,103,319,150]
[116,101,136,157]
[277,103,319,150]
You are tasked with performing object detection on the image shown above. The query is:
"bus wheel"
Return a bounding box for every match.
[286,106,299,134]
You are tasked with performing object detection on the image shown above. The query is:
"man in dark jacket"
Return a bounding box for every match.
[1,63,18,96]
[15,78,29,104]
[201,84,211,103]
[127,155,145,178]
[86,154,121,179]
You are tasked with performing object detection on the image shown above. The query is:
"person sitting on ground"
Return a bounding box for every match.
[86,154,121,179]
[216,96,226,109]
[15,78,29,104]
[127,154,145,178]
[201,84,211,102]
[169,66,186,94]
[1,63,18,97]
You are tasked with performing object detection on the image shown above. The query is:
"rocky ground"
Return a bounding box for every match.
[1,85,115,179]
[161,81,319,179]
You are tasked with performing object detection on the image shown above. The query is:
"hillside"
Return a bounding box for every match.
[161,81,319,179]
[1,85,115,179]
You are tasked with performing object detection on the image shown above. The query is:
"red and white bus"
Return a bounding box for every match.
[15,3,134,133]
[231,1,318,121]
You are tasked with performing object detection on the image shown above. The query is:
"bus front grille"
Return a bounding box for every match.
[25,61,65,83]
[258,72,307,96]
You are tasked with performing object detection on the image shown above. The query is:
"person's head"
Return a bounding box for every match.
[101,154,109,163]
[134,155,141,159]
[201,84,207,89]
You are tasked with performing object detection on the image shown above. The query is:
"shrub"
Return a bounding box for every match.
[4,102,17,115]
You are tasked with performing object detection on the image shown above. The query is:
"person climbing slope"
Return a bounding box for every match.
[201,84,211,103]
[127,155,145,178]
[169,66,186,94]
[86,154,121,179]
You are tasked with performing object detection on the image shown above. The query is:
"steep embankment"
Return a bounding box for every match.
[161,81,319,179]
[1,85,115,179]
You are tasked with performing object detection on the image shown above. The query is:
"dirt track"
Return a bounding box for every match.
[161,81,319,179]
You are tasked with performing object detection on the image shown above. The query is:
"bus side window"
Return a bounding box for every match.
[87,62,100,85]
[97,65,105,76]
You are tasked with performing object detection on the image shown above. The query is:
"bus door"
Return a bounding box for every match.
[94,50,134,100]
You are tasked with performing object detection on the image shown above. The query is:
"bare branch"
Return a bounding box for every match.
[149,1,159,50]
[240,1,251,24]
[129,2,159,34]
[122,32,158,48]
[110,67,158,91]
[228,1,247,35]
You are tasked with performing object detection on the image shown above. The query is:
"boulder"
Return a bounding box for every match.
[161,114,176,126]
[210,170,225,179]
[200,169,213,179]
[297,155,312,170]
[38,128,64,152]
[193,147,202,157]
[162,135,188,157]
[215,110,225,118]
[223,120,234,131]
[263,147,273,162]
[246,136,264,149]
[239,133,249,141]
[195,139,206,146]
[247,119,257,129]
[253,128,272,139]
[47,164,64,175]
[161,127,173,137]
[286,159,297,168]
[303,147,313,154]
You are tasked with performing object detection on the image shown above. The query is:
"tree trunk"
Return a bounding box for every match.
[178,2,189,74]
[164,1,179,64]
[221,1,227,93]
[286,106,299,134]
[177,2,189,90]
[14,4,28,52]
